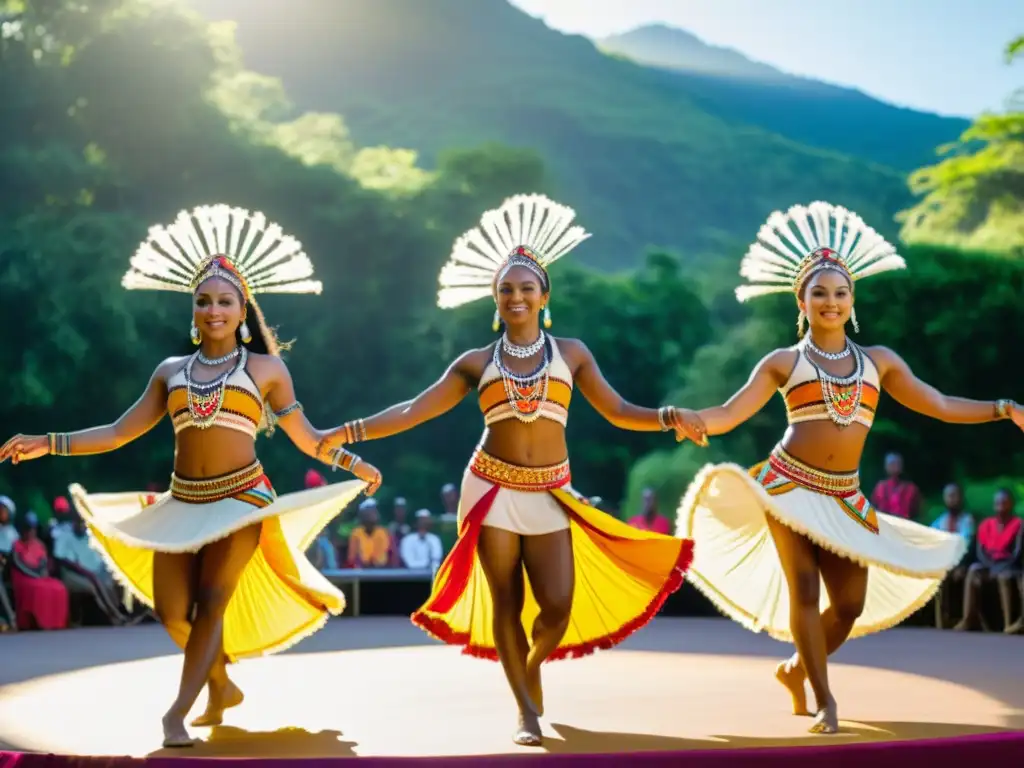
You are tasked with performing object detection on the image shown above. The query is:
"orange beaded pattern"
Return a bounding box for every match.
[470,449,571,492]
[170,461,267,504]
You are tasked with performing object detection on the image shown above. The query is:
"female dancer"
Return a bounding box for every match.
[319,194,702,746]
[0,205,382,747]
[675,201,1023,734]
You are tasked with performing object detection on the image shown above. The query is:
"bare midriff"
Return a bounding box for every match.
[778,421,869,474]
[173,429,258,479]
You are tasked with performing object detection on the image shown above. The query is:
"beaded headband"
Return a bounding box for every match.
[496,245,550,289]
[191,255,251,300]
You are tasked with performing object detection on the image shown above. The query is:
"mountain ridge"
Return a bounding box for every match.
[187,0,946,270]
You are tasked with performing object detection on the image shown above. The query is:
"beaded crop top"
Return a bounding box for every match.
[166,349,264,438]
[780,343,881,429]
[478,337,573,427]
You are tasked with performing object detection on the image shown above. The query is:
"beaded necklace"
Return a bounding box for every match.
[184,347,248,429]
[800,340,864,428]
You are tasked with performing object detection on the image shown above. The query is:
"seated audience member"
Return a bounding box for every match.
[54,513,132,625]
[347,499,390,568]
[11,512,69,631]
[388,497,411,566]
[956,488,1023,633]
[304,469,339,570]
[0,497,18,631]
[399,509,444,573]
[930,482,976,628]
[627,488,671,534]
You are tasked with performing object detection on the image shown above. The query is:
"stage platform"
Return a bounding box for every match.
[0,617,1021,766]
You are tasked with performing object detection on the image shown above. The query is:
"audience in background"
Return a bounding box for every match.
[627,488,671,534]
[931,482,976,628]
[871,452,922,520]
[0,497,17,631]
[399,509,443,573]
[957,488,1023,633]
[11,512,69,631]
[54,513,134,626]
[347,499,391,568]
[3,457,1022,636]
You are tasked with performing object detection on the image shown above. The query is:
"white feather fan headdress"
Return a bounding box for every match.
[735,201,905,304]
[437,194,590,311]
[122,204,322,300]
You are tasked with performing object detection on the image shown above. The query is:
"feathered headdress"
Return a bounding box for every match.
[735,202,905,334]
[122,204,323,299]
[437,194,591,330]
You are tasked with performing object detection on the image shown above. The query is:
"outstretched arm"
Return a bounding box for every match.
[261,356,382,494]
[0,358,175,464]
[331,351,479,443]
[695,349,793,437]
[567,339,705,441]
[872,347,1020,425]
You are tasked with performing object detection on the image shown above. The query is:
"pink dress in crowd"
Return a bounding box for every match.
[12,537,69,630]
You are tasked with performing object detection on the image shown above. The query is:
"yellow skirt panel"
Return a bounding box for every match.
[70,477,365,661]
[412,473,692,662]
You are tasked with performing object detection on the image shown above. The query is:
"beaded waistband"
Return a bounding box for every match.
[470,449,571,492]
[170,461,267,504]
[769,446,860,497]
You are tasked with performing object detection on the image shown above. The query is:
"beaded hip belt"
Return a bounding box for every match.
[170,461,267,504]
[769,446,860,498]
[470,449,571,492]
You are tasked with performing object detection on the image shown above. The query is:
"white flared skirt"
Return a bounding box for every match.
[676,461,966,641]
[69,475,365,660]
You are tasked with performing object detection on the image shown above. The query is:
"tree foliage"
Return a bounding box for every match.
[0,0,709,516]
[898,36,1024,254]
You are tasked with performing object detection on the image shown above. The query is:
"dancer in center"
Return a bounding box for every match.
[675,201,1023,734]
[319,194,701,746]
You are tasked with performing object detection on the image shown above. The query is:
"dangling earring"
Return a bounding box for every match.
[850,307,860,334]
[240,318,252,343]
[543,304,552,329]
[796,309,807,338]
[190,321,201,345]
[492,309,500,333]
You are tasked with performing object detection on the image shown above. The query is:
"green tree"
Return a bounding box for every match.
[898,36,1024,254]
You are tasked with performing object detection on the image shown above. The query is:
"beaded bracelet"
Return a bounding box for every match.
[994,399,1014,420]
[330,447,361,473]
[273,401,303,419]
[343,419,367,443]
[48,433,72,456]
[657,406,677,432]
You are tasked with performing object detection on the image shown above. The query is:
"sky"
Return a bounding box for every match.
[510,0,1022,118]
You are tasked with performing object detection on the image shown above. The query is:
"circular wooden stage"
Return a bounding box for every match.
[0,617,1020,765]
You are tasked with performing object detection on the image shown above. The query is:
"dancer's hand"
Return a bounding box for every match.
[671,409,709,447]
[1010,402,1024,432]
[0,434,49,465]
[315,427,349,461]
[352,460,383,496]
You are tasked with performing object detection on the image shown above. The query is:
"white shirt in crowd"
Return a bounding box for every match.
[53,531,106,574]
[400,531,443,572]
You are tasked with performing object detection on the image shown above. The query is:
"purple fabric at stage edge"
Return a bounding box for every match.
[2,731,1023,768]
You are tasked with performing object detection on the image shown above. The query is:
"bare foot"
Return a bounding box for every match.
[809,699,839,734]
[526,660,544,717]
[190,679,244,727]
[952,619,972,631]
[513,710,542,747]
[1004,618,1024,635]
[161,712,197,748]
[775,659,811,716]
